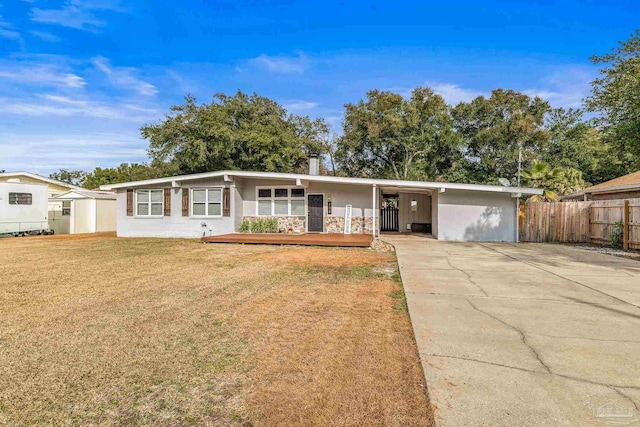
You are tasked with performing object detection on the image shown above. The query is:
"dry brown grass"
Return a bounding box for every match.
[0,234,433,426]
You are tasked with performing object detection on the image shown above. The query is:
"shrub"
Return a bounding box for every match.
[610,221,624,249]
[242,217,279,233]
[265,217,278,233]
[239,219,250,233]
[249,218,264,233]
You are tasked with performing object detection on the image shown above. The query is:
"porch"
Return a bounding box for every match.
[201,233,373,247]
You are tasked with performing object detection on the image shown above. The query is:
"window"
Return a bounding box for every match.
[136,189,163,216]
[62,201,71,216]
[191,188,222,216]
[256,187,306,216]
[8,193,32,205]
[258,189,272,198]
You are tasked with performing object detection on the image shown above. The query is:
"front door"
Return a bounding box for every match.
[307,194,324,232]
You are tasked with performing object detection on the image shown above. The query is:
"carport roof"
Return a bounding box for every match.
[100,170,542,195]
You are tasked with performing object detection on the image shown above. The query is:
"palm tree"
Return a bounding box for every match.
[553,167,587,196]
[520,161,563,201]
[521,161,587,201]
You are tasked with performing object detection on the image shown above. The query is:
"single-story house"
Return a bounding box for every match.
[49,189,117,234]
[101,157,542,242]
[562,170,640,201]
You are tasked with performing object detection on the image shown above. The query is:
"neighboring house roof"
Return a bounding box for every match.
[0,171,84,191]
[561,170,640,200]
[100,170,542,195]
[52,189,117,200]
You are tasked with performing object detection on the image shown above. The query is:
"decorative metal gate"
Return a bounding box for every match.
[380,205,399,232]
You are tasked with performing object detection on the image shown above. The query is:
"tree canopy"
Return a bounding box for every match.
[142,91,329,175]
[50,163,174,190]
[450,89,550,184]
[587,29,640,171]
[49,169,87,187]
[336,87,460,180]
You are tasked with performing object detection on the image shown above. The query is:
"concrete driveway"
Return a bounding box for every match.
[384,235,640,427]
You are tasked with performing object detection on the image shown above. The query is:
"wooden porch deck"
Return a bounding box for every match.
[201,233,373,247]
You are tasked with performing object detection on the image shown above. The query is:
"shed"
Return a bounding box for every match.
[50,190,117,234]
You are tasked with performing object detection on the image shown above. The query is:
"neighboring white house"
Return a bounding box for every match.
[49,190,117,234]
[101,158,542,242]
[0,171,83,199]
[0,171,117,235]
[0,181,50,235]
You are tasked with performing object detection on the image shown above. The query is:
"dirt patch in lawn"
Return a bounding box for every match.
[0,235,433,426]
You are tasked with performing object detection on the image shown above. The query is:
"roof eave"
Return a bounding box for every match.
[0,171,84,191]
[100,170,543,195]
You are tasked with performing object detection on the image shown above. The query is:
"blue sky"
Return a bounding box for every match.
[0,0,638,175]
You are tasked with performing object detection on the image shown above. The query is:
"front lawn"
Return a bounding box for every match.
[0,234,433,426]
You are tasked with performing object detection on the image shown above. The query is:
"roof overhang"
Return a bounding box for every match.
[100,170,542,196]
[0,171,84,191]
[52,189,116,200]
[560,183,640,200]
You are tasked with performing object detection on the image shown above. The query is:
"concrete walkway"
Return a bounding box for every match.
[384,235,640,427]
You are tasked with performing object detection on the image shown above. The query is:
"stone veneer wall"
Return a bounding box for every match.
[242,216,306,233]
[324,216,373,234]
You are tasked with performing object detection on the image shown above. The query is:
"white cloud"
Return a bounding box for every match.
[523,66,595,109]
[427,82,486,105]
[0,96,159,121]
[30,30,60,42]
[386,83,485,105]
[92,56,158,96]
[386,66,594,109]
[30,0,125,31]
[283,100,319,112]
[0,62,86,88]
[0,132,147,174]
[31,6,104,30]
[0,16,21,40]
[250,52,308,74]
[39,94,88,105]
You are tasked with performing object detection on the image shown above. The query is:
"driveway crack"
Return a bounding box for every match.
[426,353,640,391]
[445,259,489,297]
[455,299,640,411]
[466,297,551,373]
[614,388,640,412]
[477,243,640,310]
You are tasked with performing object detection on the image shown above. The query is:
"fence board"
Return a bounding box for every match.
[521,199,640,249]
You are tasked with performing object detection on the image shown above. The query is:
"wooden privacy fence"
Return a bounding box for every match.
[521,199,640,250]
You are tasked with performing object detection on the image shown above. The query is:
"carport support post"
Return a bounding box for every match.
[623,199,629,250]
[372,184,377,239]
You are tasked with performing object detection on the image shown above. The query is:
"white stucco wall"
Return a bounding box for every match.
[115,178,235,238]
[240,178,377,218]
[437,189,517,242]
